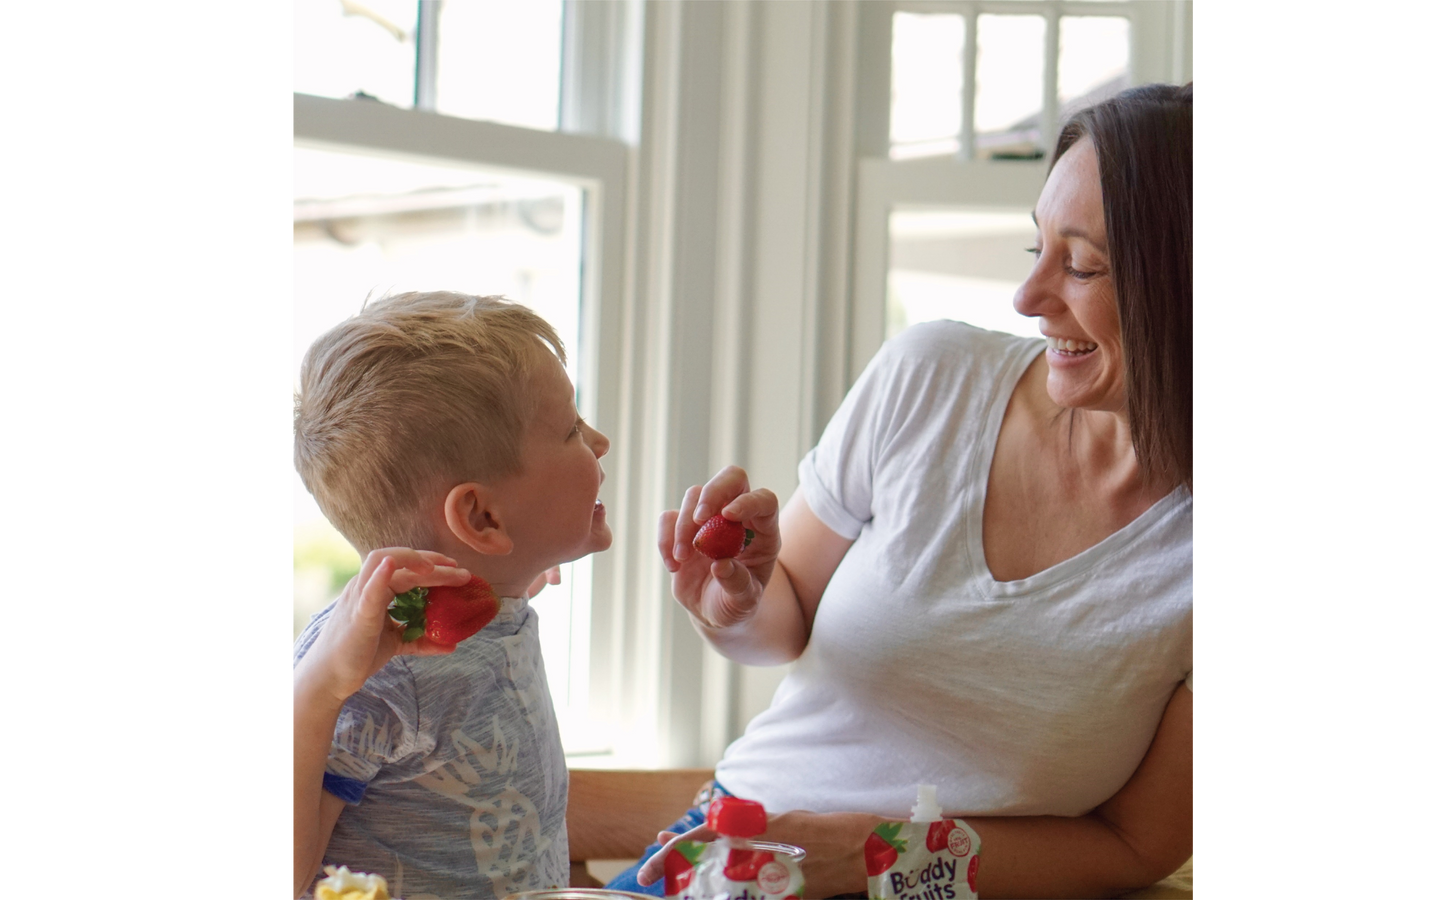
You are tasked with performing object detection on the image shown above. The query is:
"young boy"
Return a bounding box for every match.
[292,291,612,900]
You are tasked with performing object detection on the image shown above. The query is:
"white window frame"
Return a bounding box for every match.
[293,80,631,760]
[851,0,1192,381]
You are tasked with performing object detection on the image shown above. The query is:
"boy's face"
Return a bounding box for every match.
[495,355,612,571]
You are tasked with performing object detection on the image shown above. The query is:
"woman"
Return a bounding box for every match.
[618,82,1192,899]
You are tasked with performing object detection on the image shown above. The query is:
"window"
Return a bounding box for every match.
[293,1,628,761]
[855,1,1188,378]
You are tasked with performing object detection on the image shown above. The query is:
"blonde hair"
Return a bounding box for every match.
[294,291,565,552]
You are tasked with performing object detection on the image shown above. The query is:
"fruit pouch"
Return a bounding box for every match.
[662,797,805,900]
[865,786,981,900]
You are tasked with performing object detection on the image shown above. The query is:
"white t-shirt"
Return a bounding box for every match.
[713,321,1192,819]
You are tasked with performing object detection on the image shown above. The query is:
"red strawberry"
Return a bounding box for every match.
[664,842,707,895]
[967,855,978,892]
[388,576,499,647]
[864,823,907,876]
[693,514,754,559]
[723,848,774,881]
[925,819,957,854]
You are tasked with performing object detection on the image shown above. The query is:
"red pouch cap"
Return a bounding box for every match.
[706,796,768,837]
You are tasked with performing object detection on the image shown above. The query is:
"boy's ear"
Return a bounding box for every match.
[443,483,515,556]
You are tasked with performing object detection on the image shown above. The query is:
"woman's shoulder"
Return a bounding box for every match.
[872,319,1042,381]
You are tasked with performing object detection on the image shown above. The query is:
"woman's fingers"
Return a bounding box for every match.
[710,558,755,596]
[658,509,683,572]
[694,466,750,522]
[722,487,780,534]
[638,823,717,886]
[673,485,703,561]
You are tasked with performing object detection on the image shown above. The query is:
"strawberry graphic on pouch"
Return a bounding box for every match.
[388,576,500,647]
[665,841,707,895]
[864,822,908,876]
[693,514,755,560]
[925,818,971,856]
[723,847,776,882]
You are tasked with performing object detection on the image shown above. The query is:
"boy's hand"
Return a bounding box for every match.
[296,548,472,706]
[659,466,779,629]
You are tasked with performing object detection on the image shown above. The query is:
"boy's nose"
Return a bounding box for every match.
[589,426,610,458]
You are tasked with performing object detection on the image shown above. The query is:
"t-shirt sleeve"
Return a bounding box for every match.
[322,661,422,804]
[797,336,905,540]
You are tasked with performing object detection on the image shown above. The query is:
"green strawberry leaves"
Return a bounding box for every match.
[872,821,909,854]
[675,840,708,866]
[388,586,430,643]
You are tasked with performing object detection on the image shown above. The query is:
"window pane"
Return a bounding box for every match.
[436,0,563,130]
[1059,16,1130,116]
[975,14,1045,158]
[890,12,964,160]
[294,0,417,106]
[292,145,593,749]
[888,209,1038,340]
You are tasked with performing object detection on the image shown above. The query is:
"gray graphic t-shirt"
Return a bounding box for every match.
[294,595,569,900]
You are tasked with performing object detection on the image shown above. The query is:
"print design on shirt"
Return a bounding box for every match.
[500,636,549,728]
[413,717,551,897]
[330,712,404,781]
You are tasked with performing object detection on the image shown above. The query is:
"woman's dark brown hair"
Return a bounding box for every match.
[1052,82,1192,488]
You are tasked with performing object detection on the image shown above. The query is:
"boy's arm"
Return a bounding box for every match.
[293,674,350,898]
[292,548,470,899]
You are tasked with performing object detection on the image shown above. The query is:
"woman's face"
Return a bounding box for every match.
[1014,138,1126,414]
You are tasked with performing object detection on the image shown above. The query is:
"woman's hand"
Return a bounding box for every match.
[295,547,472,706]
[659,466,780,630]
[637,808,887,899]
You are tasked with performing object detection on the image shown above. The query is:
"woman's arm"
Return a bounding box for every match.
[660,469,853,665]
[638,682,1191,899]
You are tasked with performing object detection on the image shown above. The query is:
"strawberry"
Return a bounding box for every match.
[864,823,907,876]
[723,847,774,882]
[693,514,754,559]
[925,819,958,854]
[388,576,499,646]
[664,842,707,895]
[967,855,978,892]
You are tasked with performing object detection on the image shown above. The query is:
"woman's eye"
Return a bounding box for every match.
[1024,245,1040,257]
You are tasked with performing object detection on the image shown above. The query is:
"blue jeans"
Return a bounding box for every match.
[604,780,731,896]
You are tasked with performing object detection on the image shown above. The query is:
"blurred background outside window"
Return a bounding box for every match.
[886,2,1130,340]
[293,1,606,754]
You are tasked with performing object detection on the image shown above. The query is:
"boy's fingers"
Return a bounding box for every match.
[386,564,472,595]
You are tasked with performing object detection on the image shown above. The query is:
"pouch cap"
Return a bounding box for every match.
[706,796,767,837]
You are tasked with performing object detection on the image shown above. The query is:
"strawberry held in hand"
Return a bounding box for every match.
[693,514,754,560]
[388,575,500,647]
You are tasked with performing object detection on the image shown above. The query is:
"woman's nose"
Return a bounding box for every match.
[1013,260,1059,319]
[1014,269,1045,318]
